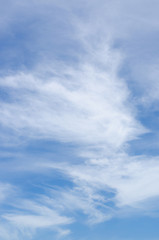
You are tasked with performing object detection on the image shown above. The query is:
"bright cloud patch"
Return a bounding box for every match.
[0,49,144,149]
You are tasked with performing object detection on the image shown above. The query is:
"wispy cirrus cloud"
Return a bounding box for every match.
[0,186,73,240]
[0,43,145,150]
[41,154,159,210]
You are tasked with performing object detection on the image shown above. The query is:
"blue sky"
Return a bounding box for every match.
[1,0,159,239]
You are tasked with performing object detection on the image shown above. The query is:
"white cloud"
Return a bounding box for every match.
[0,42,145,151]
[40,154,159,219]
[0,196,73,240]
[3,214,71,229]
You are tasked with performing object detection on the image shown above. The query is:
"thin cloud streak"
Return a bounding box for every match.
[41,154,159,218]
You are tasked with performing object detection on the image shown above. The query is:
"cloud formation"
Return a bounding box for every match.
[0,48,144,149]
[1,0,159,239]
